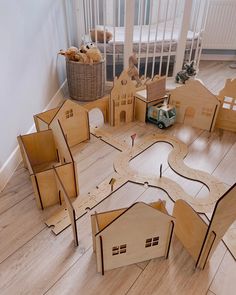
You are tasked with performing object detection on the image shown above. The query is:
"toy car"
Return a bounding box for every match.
[147,103,176,129]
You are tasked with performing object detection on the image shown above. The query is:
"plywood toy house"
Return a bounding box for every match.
[91,201,175,274]
[135,76,167,123]
[18,121,78,209]
[215,78,236,132]
[34,99,90,147]
[169,79,220,131]
[110,71,136,126]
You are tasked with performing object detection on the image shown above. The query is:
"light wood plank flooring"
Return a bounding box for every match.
[0,61,236,295]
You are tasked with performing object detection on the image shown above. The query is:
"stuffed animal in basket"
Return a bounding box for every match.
[80,43,103,64]
[90,29,113,43]
[175,61,197,84]
[58,46,90,63]
[58,46,80,61]
[127,54,142,87]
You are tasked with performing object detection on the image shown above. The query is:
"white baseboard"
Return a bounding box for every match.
[0,80,67,192]
[201,54,236,61]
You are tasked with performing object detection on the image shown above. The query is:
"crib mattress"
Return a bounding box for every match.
[94,19,200,55]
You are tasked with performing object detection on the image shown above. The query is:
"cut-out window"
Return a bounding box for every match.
[224,96,233,103]
[128,99,133,104]
[223,103,231,109]
[115,101,119,107]
[121,100,126,105]
[112,244,127,255]
[65,109,73,119]
[145,237,159,247]
[201,107,212,116]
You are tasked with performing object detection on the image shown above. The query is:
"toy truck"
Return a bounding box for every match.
[147,103,176,129]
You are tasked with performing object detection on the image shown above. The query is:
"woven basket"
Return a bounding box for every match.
[66,59,105,101]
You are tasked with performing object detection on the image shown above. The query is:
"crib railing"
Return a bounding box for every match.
[76,0,208,82]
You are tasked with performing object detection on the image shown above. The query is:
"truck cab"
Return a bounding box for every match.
[147,103,176,129]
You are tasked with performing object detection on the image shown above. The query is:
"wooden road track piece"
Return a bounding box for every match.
[46,128,227,237]
[113,133,227,212]
[46,173,128,235]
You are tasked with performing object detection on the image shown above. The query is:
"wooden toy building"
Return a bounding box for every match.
[18,121,78,209]
[215,78,236,132]
[135,76,167,123]
[91,201,174,274]
[34,99,90,147]
[169,80,220,131]
[109,71,136,126]
[174,183,236,269]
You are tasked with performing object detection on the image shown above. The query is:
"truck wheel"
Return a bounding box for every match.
[157,122,165,129]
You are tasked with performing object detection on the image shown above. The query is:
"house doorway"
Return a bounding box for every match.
[88,108,104,128]
[120,110,126,124]
[184,107,195,125]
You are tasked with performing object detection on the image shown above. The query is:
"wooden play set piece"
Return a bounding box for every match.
[173,183,236,269]
[34,99,90,147]
[91,200,175,274]
[54,167,78,246]
[18,120,78,209]
[109,71,136,126]
[135,76,168,123]
[46,128,226,237]
[17,67,236,266]
[113,132,227,213]
[169,79,220,132]
[46,172,128,235]
[215,78,236,132]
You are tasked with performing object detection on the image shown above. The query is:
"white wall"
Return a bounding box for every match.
[0,0,74,189]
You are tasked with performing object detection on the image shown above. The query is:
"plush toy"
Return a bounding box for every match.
[81,43,103,64]
[90,29,113,43]
[58,46,80,61]
[175,61,197,84]
[127,54,141,87]
[59,44,102,64]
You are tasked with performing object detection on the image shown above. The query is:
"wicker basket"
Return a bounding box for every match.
[66,59,105,101]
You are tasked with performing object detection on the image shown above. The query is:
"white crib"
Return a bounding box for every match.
[75,0,209,81]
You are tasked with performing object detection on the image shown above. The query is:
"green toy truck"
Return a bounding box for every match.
[147,103,176,129]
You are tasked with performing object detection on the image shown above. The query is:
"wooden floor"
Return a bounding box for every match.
[0,61,236,295]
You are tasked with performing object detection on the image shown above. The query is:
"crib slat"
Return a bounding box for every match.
[189,0,201,63]
[196,0,209,69]
[124,0,135,69]
[89,0,93,32]
[144,0,154,77]
[151,0,161,78]
[159,0,170,76]
[137,0,144,72]
[93,0,98,46]
[113,0,116,78]
[103,0,107,81]
[118,0,121,27]
[166,0,178,77]
[174,0,193,76]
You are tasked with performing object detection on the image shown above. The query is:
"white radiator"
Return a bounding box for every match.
[203,0,236,49]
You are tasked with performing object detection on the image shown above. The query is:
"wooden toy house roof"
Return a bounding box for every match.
[171,79,220,104]
[94,201,173,236]
[36,99,88,125]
